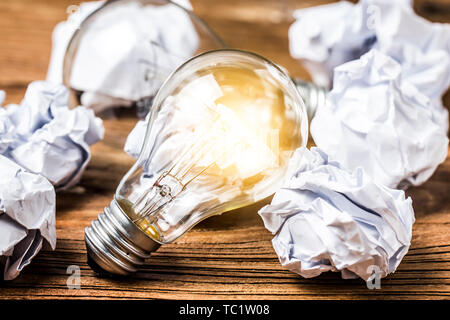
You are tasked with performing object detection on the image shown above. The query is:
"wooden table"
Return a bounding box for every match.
[0,0,449,300]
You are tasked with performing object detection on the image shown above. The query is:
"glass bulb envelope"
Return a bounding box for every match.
[62,0,226,114]
[85,49,308,275]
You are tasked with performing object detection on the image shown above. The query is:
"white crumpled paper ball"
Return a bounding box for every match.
[0,81,104,190]
[290,0,450,188]
[0,81,104,279]
[258,147,415,280]
[0,155,56,280]
[311,49,449,188]
[46,0,199,113]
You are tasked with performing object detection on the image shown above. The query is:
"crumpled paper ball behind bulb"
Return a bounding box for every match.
[47,0,199,113]
[289,0,450,189]
[289,0,450,97]
[258,147,415,280]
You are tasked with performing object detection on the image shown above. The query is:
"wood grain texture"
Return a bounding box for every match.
[0,0,450,300]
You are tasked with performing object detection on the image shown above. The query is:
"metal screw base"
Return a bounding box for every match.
[85,199,160,276]
[293,78,328,121]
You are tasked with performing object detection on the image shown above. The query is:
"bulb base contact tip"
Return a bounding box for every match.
[84,199,161,275]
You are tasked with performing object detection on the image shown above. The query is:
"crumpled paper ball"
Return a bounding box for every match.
[289,0,449,188]
[0,155,56,280]
[0,81,104,190]
[258,147,415,280]
[46,0,198,114]
[0,81,103,279]
[311,49,449,188]
[289,0,450,96]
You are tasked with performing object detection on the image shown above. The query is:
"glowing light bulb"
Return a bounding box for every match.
[85,49,308,275]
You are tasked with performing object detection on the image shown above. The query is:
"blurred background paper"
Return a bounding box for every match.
[47,0,200,114]
[0,81,104,190]
[261,0,450,280]
[311,49,449,188]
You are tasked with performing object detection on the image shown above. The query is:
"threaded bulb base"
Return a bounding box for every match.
[84,199,161,276]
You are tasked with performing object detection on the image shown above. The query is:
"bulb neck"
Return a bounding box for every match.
[84,199,161,276]
[292,78,328,121]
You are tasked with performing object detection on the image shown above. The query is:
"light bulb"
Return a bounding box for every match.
[85,49,309,275]
[62,0,226,114]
